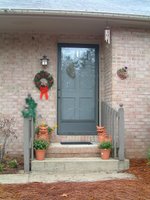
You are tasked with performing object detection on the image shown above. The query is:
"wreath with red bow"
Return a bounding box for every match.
[34,70,54,100]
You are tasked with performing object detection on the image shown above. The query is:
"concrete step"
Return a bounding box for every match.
[46,143,100,158]
[31,157,129,173]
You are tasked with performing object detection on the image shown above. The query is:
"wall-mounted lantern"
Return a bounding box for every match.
[40,55,49,67]
[104,27,111,44]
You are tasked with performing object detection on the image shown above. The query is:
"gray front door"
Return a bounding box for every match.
[58,44,99,135]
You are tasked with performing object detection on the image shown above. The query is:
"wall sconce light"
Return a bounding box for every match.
[104,27,111,44]
[40,55,49,67]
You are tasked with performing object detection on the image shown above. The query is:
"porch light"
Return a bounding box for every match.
[40,55,49,67]
[104,27,111,44]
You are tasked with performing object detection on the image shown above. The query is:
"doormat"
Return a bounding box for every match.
[60,142,92,145]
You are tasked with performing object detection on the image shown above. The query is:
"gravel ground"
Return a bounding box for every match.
[0,159,149,200]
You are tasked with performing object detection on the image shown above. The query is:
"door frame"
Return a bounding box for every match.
[57,43,99,135]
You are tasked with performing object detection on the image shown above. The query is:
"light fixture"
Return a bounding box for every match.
[104,27,111,44]
[40,55,49,67]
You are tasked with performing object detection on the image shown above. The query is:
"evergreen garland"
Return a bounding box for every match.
[22,94,37,121]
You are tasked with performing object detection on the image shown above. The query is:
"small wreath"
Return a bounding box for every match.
[34,70,54,90]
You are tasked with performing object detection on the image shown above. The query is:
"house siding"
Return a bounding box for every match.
[111,28,150,158]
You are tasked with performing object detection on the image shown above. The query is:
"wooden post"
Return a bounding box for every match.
[31,118,34,161]
[23,118,30,173]
[118,104,125,161]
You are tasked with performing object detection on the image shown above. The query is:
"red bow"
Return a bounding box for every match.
[40,86,49,100]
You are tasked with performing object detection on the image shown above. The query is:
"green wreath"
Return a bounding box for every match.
[34,70,54,90]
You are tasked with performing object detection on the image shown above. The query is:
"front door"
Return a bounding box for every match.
[58,44,99,135]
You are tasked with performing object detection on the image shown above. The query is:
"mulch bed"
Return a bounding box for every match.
[0,156,24,174]
[0,159,150,200]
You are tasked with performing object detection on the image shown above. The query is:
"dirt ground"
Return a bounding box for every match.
[0,159,150,200]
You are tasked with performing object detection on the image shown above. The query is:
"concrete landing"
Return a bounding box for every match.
[32,157,129,173]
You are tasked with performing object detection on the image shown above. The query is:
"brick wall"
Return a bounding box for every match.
[0,33,102,154]
[1,30,149,158]
[111,28,150,158]
[103,42,112,103]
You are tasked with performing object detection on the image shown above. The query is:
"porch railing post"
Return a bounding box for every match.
[31,118,34,160]
[23,118,30,173]
[118,104,125,161]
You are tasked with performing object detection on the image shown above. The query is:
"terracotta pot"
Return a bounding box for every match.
[104,135,112,143]
[37,125,49,142]
[98,135,106,143]
[35,149,46,160]
[37,132,49,142]
[39,126,48,134]
[100,149,111,160]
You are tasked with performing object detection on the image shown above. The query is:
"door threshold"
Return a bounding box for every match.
[60,142,92,145]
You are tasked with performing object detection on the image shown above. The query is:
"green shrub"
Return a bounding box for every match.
[0,163,4,173]
[147,149,150,164]
[98,141,112,149]
[35,126,40,134]
[47,127,52,134]
[33,139,49,150]
[8,159,18,168]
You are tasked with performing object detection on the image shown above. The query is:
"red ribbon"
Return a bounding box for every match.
[40,86,49,100]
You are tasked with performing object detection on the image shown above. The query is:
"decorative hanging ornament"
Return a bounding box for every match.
[34,70,54,100]
[104,27,111,44]
[117,66,128,80]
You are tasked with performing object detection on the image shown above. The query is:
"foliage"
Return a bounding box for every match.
[147,149,150,164]
[35,126,40,134]
[98,141,112,149]
[22,94,37,121]
[0,114,17,162]
[47,126,53,134]
[33,139,49,150]
[0,163,4,173]
[8,159,18,168]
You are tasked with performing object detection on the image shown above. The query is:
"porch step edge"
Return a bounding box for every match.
[32,158,129,173]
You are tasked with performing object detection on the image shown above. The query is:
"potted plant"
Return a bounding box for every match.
[35,123,52,142]
[33,139,49,160]
[98,141,112,160]
[96,126,112,143]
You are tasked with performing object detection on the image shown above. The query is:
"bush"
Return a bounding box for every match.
[0,163,4,173]
[0,114,17,162]
[147,149,150,164]
[8,159,18,168]
[33,139,49,150]
[98,141,112,149]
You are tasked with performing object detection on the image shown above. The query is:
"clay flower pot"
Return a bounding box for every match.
[39,125,48,134]
[104,135,112,143]
[37,131,49,142]
[98,135,106,143]
[36,125,50,142]
[33,139,49,160]
[35,149,46,160]
[100,149,111,160]
[98,141,112,160]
